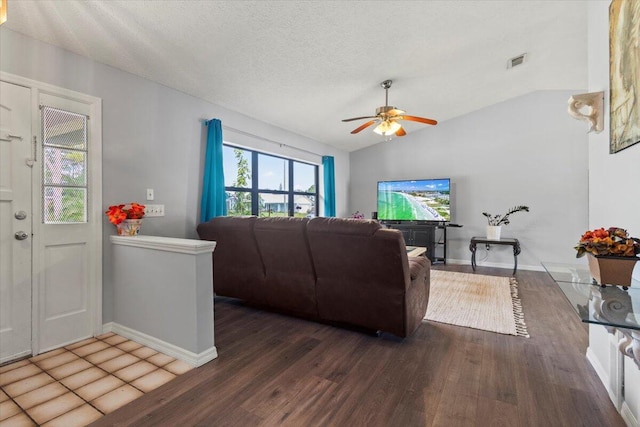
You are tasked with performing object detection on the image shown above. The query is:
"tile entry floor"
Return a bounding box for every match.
[0,333,194,426]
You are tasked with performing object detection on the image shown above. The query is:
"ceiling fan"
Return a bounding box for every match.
[342,80,437,137]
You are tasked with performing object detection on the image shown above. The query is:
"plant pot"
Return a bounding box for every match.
[117,219,142,236]
[486,225,502,240]
[587,254,638,288]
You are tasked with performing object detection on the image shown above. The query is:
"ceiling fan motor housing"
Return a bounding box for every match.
[376,106,397,116]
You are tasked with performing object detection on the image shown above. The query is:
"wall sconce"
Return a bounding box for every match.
[567,91,604,133]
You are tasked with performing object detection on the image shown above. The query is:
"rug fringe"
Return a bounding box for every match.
[509,278,530,338]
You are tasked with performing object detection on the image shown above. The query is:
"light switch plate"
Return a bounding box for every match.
[146,188,154,200]
[145,204,164,217]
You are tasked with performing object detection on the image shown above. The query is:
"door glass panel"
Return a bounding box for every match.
[42,106,88,224]
[44,188,87,223]
[42,112,87,149]
[43,148,86,186]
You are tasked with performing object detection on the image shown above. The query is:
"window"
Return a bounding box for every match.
[223,145,318,217]
[42,106,89,223]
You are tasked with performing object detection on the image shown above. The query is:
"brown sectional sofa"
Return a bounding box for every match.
[197,216,430,337]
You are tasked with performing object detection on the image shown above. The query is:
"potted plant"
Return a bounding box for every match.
[575,227,640,289]
[482,205,529,240]
[106,203,146,236]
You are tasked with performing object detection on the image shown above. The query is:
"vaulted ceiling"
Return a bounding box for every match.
[3,1,589,151]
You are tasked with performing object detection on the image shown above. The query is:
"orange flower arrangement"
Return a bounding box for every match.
[105,203,145,225]
[575,227,640,258]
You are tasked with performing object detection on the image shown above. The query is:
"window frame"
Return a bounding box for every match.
[223,144,319,217]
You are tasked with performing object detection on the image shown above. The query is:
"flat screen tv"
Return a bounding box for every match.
[377,178,451,222]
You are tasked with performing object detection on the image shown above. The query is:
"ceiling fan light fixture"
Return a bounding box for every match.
[373,120,401,136]
[344,79,437,137]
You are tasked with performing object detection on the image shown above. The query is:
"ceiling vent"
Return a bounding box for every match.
[507,53,527,69]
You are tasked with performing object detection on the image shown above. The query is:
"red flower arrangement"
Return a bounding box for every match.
[105,203,145,225]
[575,227,640,258]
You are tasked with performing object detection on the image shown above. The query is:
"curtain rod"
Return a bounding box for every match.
[200,119,324,159]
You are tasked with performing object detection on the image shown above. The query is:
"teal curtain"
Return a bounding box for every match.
[200,119,227,222]
[322,156,336,217]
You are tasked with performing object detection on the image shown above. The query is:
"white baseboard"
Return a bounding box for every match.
[586,347,618,406]
[102,322,217,367]
[0,350,31,365]
[622,401,639,427]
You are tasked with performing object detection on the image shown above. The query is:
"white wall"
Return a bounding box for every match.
[350,90,589,269]
[587,1,640,252]
[587,2,640,424]
[0,28,350,322]
[110,236,216,365]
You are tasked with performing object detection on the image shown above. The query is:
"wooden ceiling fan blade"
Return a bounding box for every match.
[351,120,376,134]
[400,115,438,125]
[395,126,407,137]
[342,115,378,122]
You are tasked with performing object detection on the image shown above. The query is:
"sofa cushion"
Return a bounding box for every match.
[307,217,412,336]
[253,217,317,316]
[196,216,265,302]
[306,216,382,236]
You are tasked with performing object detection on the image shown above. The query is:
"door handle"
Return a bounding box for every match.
[15,231,29,240]
[15,211,27,220]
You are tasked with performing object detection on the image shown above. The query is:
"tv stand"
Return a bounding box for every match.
[382,222,461,264]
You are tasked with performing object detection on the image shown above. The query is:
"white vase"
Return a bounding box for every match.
[117,219,142,236]
[486,225,501,240]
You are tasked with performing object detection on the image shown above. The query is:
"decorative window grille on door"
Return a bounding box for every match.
[41,106,89,223]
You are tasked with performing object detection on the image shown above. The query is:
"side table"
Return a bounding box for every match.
[469,236,521,275]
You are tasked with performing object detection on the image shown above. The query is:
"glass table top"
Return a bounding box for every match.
[542,262,640,331]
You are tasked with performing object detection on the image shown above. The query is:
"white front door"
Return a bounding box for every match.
[35,93,102,353]
[0,81,33,363]
[0,73,103,361]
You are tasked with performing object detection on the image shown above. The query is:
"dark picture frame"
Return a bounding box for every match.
[609,0,640,153]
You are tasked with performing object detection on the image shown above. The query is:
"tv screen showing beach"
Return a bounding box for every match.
[377,179,451,221]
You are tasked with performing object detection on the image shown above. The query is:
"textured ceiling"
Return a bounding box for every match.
[3,0,588,152]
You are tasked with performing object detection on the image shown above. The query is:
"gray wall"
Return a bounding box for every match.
[0,28,350,322]
[350,90,589,269]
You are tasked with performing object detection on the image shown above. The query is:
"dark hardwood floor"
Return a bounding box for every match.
[91,265,625,426]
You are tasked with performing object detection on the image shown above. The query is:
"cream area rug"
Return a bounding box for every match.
[424,270,529,337]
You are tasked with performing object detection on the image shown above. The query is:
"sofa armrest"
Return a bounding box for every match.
[408,256,429,280]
